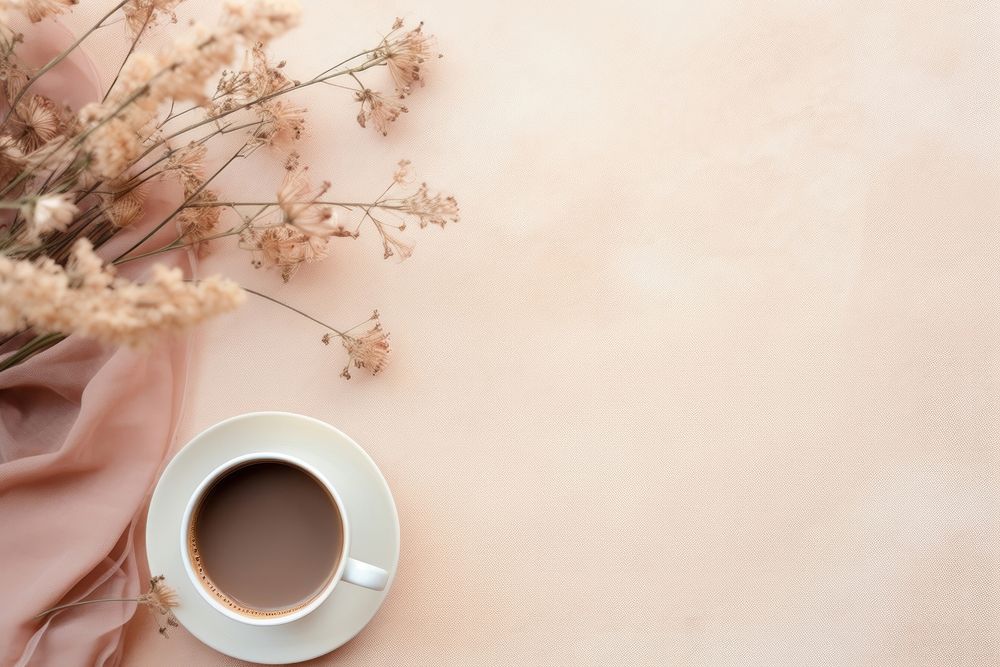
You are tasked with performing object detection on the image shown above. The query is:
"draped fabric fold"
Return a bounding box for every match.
[0,336,189,667]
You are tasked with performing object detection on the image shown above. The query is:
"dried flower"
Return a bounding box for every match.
[150,23,232,105]
[165,142,206,196]
[20,193,77,241]
[113,51,158,97]
[242,224,328,282]
[222,0,301,43]
[80,113,143,179]
[122,0,183,38]
[8,0,77,23]
[276,158,334,236]
[83,0,301,179]
[339,316,390,379]
[244,42,290,97]
[0,239,245,346]
[216,42,289,102]
[0,3,454,384]
[101,181,147,227]
[252,98,306,148]
[354,89,407,136]
[137,575,179,614]
[14,127,76,183]
[401,183,459,228]
[10,95,61,153]
[382,21,435,95]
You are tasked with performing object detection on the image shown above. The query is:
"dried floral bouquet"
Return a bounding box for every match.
[0,0,458,378]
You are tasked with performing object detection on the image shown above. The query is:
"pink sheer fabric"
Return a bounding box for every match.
[0,19,191,667]
[0,338,188,667]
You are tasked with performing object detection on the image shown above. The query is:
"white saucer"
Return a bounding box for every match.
[146,412,399,664]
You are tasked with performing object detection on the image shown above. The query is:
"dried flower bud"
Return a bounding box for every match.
[401,183,459,228]
[20,193,77,242]
[137,575,180,638]
[381,21,436,96]
[242,225,328,282]
[10,95,61,153]
[354,89,407,136]
[0,240,244,345]
[340,319,391,379]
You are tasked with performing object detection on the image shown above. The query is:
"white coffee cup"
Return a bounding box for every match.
[180,452,388,626]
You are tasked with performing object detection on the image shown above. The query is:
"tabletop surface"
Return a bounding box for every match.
[58,0,1000,664]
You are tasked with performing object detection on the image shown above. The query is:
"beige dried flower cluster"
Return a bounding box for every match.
[2,0,76,25]
[243,223,328,282]
[80,0,300,178]
[0,0,458,379]
[234,155,457,273]
[351,20,438,136]
[213,39,307,152]
[402,182,460,228]
[322,311,390,379]
[0,239,244,346]
[383,21,435,95]
[122,0,183,38]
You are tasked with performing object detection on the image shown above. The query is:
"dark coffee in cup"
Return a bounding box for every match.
[187,460,344,618]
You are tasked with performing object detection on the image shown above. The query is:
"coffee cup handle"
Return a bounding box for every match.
[342,557,388,591]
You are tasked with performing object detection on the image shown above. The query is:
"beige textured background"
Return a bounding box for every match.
[67,0,1000,664]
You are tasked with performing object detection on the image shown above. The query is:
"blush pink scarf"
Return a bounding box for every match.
[0,337,189,667]
[0,20,192,667]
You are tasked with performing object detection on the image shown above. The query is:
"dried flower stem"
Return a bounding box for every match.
[101,12,154,104]
[26,204,105,260]
[0,332,65,371]
[182,281,374,342]
[184,200,404,209]
[33,597,140,619]
[113,225,247,265]
[240,286,349,337]
[312,47,381,80]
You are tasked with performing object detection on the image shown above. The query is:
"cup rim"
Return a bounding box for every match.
[179,451,350,626]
